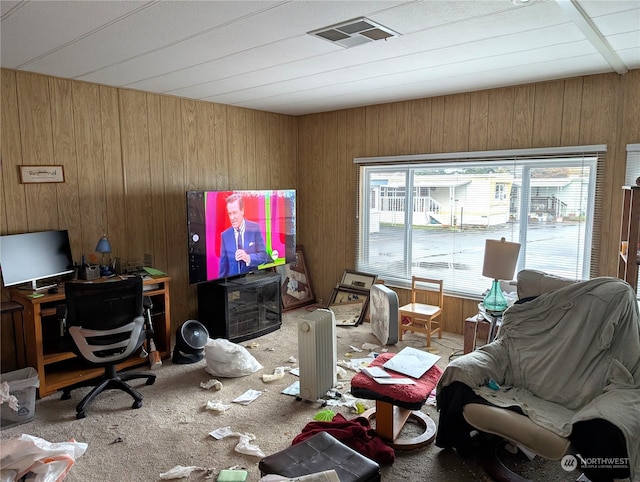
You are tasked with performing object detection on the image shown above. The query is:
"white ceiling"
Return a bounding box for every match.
[1,0,639,116]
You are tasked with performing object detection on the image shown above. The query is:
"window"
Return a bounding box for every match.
[626,144,640,186]
[355,146,605,298]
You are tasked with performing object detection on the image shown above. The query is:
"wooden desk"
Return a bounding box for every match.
[10,276,171,398]
[1,301,26,368]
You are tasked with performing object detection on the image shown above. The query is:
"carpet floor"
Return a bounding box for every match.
[1,307,587,481]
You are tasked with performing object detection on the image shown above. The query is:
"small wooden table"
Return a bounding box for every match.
[463,314,493,354]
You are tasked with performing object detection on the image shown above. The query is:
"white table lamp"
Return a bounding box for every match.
[482,237,521,313]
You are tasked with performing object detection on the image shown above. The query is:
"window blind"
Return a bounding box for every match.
[354,145,606,298]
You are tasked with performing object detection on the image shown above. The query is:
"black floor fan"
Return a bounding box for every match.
[172,320,209,364]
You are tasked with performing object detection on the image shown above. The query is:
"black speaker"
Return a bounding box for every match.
[172,319,209,364]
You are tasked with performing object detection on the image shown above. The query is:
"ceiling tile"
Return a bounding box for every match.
[1,0,638,115]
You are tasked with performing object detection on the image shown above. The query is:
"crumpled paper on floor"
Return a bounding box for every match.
[323,392,369,413]
[361,342,379,351]
[338,357,374,372]
[205,400,231,412]
[219,431,265,458]
[262,367,285,382]
[200,379,223,390]
[159,465,209,479]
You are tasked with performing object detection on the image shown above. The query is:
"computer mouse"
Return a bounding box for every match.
[48,287,59,294]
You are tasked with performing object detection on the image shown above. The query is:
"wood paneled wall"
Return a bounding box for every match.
[1,69,297,370]
[2,68,639,370]
[297,71,640,334]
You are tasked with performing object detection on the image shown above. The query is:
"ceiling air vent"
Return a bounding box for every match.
[309,17,399,48]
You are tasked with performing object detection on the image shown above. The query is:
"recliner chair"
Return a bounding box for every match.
[436,270,640,482]
[61,276,156,419]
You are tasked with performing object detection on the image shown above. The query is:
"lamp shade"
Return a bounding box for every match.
[482,237,521,281]
[95,235,112,254]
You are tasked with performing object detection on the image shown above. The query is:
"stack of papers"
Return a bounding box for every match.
[361,365,415,385]
[361,366,390,378]
[373,377,416,385]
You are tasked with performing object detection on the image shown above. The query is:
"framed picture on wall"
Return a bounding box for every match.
[19,165,65,184]
[275,245,316,311]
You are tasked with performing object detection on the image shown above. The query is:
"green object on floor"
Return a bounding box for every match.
[313,409,335,421]
[217,469,248,482]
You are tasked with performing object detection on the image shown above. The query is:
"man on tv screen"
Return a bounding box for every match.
[219,193,269,277]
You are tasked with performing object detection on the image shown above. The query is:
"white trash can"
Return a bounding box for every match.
[1,367,40,428]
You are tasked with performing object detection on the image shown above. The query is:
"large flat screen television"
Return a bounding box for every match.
[0,229,75,290]
[187,189,296,284]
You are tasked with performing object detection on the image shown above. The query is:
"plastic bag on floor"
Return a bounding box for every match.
[204,338,263,377]
[0,434,87,482]
[234,433,265,458]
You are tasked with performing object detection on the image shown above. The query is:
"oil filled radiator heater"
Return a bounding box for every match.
[297,309,337,402]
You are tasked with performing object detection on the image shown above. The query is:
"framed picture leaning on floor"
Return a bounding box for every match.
[275,245,316,311]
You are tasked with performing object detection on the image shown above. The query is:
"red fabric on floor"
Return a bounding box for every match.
[292,413,395,465]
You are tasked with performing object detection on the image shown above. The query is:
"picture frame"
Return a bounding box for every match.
[329,286,368,305]
[330,300,365,327]
[275,245,316,311]
[19,165,65,184]
[339,270,377,291]
[328,286,370,326]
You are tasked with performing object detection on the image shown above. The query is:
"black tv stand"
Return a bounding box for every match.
[197,271,281,343]
[224,271,259,284]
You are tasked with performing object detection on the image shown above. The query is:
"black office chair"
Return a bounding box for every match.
[61,276,156,419]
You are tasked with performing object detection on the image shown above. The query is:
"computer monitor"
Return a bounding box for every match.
[0,230,75,290]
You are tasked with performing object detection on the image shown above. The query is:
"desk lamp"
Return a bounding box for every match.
[482,237,521,313]
[95,235,112,276]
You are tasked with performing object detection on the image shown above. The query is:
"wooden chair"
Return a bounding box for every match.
[398,276,443,347]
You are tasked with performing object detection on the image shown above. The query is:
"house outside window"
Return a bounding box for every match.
[354,146,603,298]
